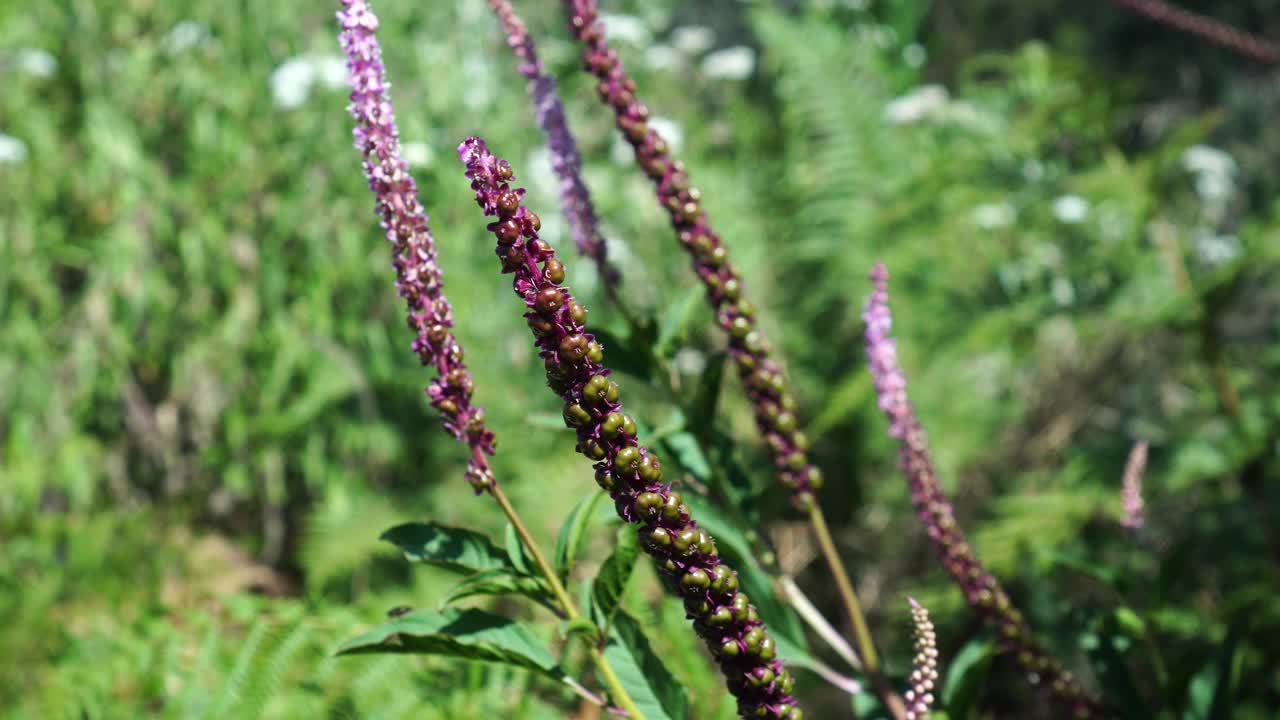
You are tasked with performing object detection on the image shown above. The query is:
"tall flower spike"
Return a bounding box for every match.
[864,263,1107,718]
[1120,440,1148,530]
[339,0,495,492]
[563,0,821,508]
[459,136,802,720]
[487,0,621,288]
[905,598,938,720]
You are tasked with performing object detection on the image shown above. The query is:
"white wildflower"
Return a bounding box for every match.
[901,43,927,68]
[312,54,349,90]
[971,202,1016,229]
[401,141,433,168]
[162,21,210,54]
[1051,276,1076,306]
[670,25,714,55]
[15,48,57,77]
[0,134,29,163]
[1181,144,1236,179]
[1052,195,1090,224]
[884,84,948,125]
[645,44,683,71]
[600,13,650,46]
[1194,232,1241,265]
[271,56,317,109]
[701,46,755,81]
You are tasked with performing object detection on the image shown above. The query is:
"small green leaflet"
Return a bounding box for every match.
[603,612,689,720]
[380,522,514,574]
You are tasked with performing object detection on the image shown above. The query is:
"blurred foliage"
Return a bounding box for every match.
[1,0,1278,717]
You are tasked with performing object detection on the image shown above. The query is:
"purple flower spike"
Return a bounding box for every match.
[459,136,802,720]
[905,598,938,720]
[564,0,822,509]
[864,263,1106,717]
[339,0,496,492]
[1120,440,1148,530]
[487,0,620,288]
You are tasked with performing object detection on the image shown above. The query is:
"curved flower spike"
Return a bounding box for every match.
[905,598,938,720]
[487,0,620,288]
[459,136,802,720]
[339,0,495,491]
[864,263,1107,718]
[1120,440,1148,530]
[563,0,821,508]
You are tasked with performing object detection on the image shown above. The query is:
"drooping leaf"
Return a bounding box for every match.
[655,284,705,357]
[941,632,995,720]
[440,569,557,611]
[1186,616,1248,720]
[661,432,713,484]
[590,524,641,629]
[505,522,535,576]
[380,522,513,574]
[603,612,690,720]
[555,489,609,579]
[685,352,726,441]
[337,608,560,678]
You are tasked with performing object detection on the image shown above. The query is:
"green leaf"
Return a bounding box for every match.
[1186,616,1248,720]
[655,284,704,357]
[590,524,641,629]
[661,432,713,484]
[337,608,560,677]
[592,326,653,381]
[1084,610,1149,720]
[380,522,513,574]
[440,569,557,610]
[555,489,609,579]
[560,616,602,646]
[505,522,534,576]
[941,632,995,720]
[684,495,808,654]
[603,612,689,720]
[684,352,726,439]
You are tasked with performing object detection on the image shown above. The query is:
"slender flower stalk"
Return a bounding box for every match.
[1120,440,1148,530]
[863,263,1106,718]
[904,598,938,720]
[339,5,641,717]
[487,0,621,291]
[563,0,820,508]
[561,5,898,713]
[459,136,802,720]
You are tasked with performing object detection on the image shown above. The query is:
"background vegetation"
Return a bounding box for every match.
[2,0,1278,717]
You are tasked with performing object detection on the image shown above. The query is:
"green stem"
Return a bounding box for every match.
[489,484,646,720]
[808,505,907,720]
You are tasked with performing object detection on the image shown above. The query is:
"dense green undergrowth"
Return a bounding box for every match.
[2,0,1278,716]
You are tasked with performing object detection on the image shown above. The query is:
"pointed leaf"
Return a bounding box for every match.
[655,284,704,357]
[337,608,560,677]
[505,522,534,576]
[381,522,513,574]
[441,568,557,611]
[590,524,641,629]
[603,612,689,720]
[941,632,995,720]
[555,489,609,579]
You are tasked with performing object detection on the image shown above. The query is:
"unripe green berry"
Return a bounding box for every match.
[601,412,625,437]
[710,566,738,596]
[646,527,672,549]
[638,454,663,483]
[661,493,683,522]
[743,628,765,654]
[614,446,641,473]
[581,439,607,461]
[757,636,776,661]
[563,403,591,428]
[568,301,587,325]
[594,468,616,491]
[731,594,751,621]
[722,278,741,301]
[586,341,604,363]
[707,606,733,627]
[633,491,663,519]
[730,317,752,339]
[673,528,698,555]
[582,375,610,404]
[719,640,740,658]
[680,569,710,592]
